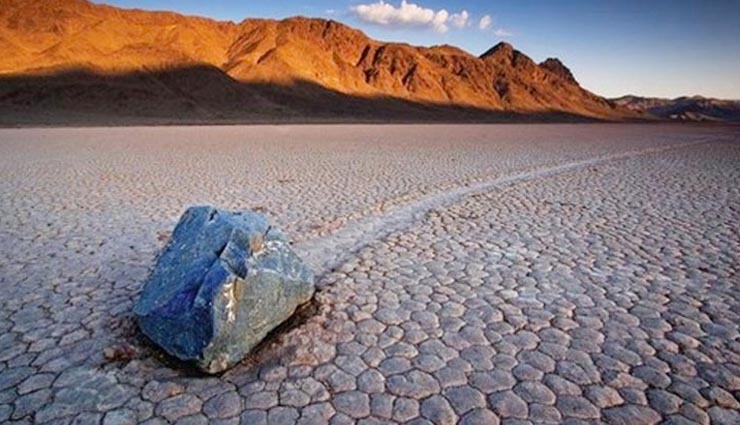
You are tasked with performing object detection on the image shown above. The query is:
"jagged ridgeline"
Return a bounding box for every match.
[0,0,642,122]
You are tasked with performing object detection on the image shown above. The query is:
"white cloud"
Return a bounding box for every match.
[325,9,336,15]
[351,1,468,33]
[479,14,492,31]
[478,14,511,37]
[432,9,449,33]
[449,10,469,29]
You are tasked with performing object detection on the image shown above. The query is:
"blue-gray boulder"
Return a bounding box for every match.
[134,206,315,373]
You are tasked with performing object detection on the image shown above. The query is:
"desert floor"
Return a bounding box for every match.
[0,124,739,425]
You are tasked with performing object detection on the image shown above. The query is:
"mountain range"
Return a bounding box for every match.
[612,95,740,123]
[0,0,734,125]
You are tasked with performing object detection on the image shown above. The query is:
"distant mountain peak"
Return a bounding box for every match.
[612,94,740,122]
[539,58,577,84]
[480,42,515,59]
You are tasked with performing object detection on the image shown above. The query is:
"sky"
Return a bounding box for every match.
[96,0,740,99]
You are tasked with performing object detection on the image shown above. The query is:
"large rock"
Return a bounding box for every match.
[134,206,315,373]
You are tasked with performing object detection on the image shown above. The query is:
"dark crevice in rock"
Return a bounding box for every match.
[356,45,371,67]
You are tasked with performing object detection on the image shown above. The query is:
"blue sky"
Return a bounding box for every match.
[96,0,740,99]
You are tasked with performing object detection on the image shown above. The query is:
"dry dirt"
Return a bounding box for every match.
[1,124,739,425]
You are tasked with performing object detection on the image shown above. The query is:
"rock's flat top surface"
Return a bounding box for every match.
[1,124,739,424]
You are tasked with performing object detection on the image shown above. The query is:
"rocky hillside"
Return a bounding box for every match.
[613,95,740,123]
[0,0,640,124]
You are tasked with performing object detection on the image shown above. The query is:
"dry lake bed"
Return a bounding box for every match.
[0,124,739,425]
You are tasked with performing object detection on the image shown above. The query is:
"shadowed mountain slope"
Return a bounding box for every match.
[0,0,642,124]
[0,67,610,126]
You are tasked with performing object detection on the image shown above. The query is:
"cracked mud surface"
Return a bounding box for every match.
[0,124,739,424]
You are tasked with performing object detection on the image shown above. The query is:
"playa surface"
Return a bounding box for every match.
[1,124,739,424]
